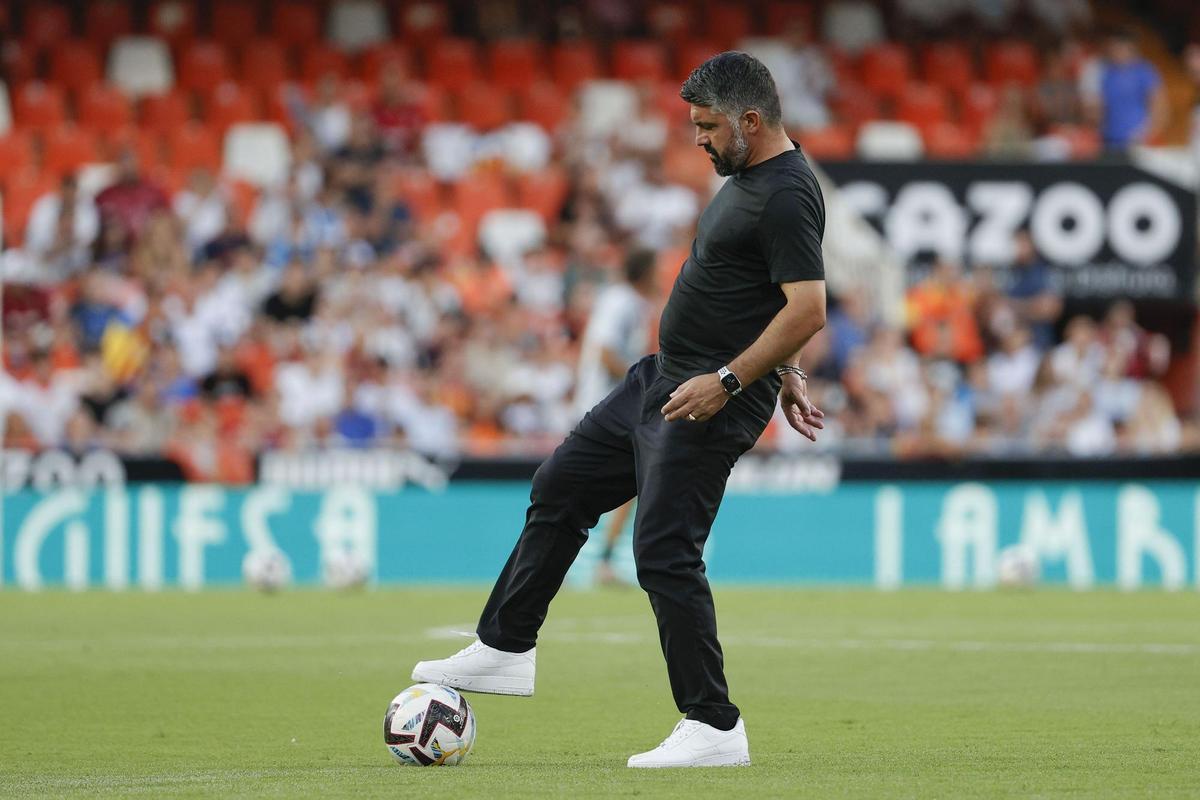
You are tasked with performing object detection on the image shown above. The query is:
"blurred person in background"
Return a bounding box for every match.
[24,175,98,277]
[574,248,658,586]
[94,149,169,243]
[905,259,983,365]
[1091,29,1167,148]
[1005,230,1061,350]
[1187,43,1200,165]
[173,169,229,256]
[984,86,1034,158]
[1101,300,1169,380]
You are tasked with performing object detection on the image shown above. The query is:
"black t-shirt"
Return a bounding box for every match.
[657,145,825,418]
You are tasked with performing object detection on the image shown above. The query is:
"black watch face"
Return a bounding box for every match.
[721,373,739,393]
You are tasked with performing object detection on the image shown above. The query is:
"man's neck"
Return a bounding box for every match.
[745,131,796,169]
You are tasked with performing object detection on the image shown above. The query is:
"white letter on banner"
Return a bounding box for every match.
[1107,183,1180,266]
[874,486,903,590]
[138,486,164,591]
[1019,491,1094,589]
[242,486,293,563]
[936,483,997,590]
[14,490,89,590]
[315,486,378,580]
[1117,485,1185,590]
[884,182,966,263]
[1030,183,1105,265]
[104,488,130,590]
[64,520,89,591]
[174,486,227,590]
[966,182,1033,265]
[1195,489,1200,589]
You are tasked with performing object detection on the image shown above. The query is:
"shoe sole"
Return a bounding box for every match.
[410,667,534,697]
[627,753,751,768]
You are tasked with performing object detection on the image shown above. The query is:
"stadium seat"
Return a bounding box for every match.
[387,168,443,220]
[822,0,886,54]
[141,89,194,132]
[922,41,975,98]
[577,81,638,137]
[455,83,512,131]
[211,0,261,47]
[896,83,949,133]
[551,41,601,92]
[397,1,449,45]
[301,46,351,82]
[613,41,668,83]
[426,39,478,88]
[78,84,135,134]
[43,125,101,177]
[676,40,722,82]
[985,41,1039,87]
[1,169,55,247]
[859,43,912,101]
[1048,124,1101,160]
[922,121,978,159]
[961,83,999,136]
[517,81,569,132]
[223,122,291,187]
[108,37,176,97]
[0,83,11,135]
[360,44,412,84]
[272,1,322,48]
[856,120,924,160]
[337,79,375,113]
[478,208,546,266]
[0,132,36,174]
[169,121,222,172]
[797,125,855,160]
[488,40,544,92]
[85,0,134,49]
[23,2,72,49]
[179,41,232,92]
[451,173,511,230]
[647,2,692,43]
[1,43,38,87]
[149,0,199,47]
[12,82,66,130]
[49,41,103,92]
[328,0,390,52]
[829,83,882,129]
[104,126,167,169]
[514,167,568,223]
[703,3,752,50]
[239,40,293,93]
[766,1,816,33]
[205,82,258,132]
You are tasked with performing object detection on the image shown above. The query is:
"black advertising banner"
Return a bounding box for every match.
[821,161,1197,302]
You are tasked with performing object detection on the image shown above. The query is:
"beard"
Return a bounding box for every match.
[704,121,750,176]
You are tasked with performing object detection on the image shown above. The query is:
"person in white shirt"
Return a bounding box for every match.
[24,175,99,276]
[574,249,658,584]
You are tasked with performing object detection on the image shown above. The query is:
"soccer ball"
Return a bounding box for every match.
[322,550,370,590]
[384,684,476,766]
[241,549,292,593]
[996,544,1040,588]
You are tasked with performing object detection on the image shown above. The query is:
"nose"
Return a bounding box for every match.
[695,131,709,148]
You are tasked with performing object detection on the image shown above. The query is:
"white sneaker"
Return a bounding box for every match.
[627,718,750,768]
[411,639,535,696]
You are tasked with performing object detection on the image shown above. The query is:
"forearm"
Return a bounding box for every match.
[728,308,823,385]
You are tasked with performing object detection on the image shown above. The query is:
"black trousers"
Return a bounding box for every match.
[476,354,768,730]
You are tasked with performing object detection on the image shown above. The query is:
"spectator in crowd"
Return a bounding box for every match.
[1092,29,1168,148]
[1005,230,1062,350]
[25,175,99,276]
[373,64,429,159]
[1101,300,1170,379]
[173,169,229,256]
[747,18,834,131]
[905,259,984,364]
[1187,42,1200,166]
[984,86,1035,158]
[106,380,176,455]
[94,149,169,242]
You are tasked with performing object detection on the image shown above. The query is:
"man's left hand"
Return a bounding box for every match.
[661,373,728,422]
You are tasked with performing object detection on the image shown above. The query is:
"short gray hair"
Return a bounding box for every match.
[679,51,783,128]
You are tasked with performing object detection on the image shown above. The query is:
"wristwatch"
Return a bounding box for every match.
[717,366,742,397]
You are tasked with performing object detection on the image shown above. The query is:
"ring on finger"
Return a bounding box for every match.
[687,413,698,421]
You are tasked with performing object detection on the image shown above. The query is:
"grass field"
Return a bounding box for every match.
[2,588,1199,799]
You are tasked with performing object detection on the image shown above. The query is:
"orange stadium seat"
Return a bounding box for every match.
[613,41,668,82]
[23,2,72,49]
[0,132,37,174]
[766,1,816,33]
[43,125,101,177]
[456,83,512,131]
[896,83,949,133]
[169,121,222,172]
[78,84,136,134]
[141,89,194,132]
[1049,124,1101,160]
[797,125,854,160]
[961,83,999,136]
[488,40,544,91]
[676,40,722,82]
[302,46,351,82]
[985,41,1039,87]
[551,42,601,92]
[923,121,978,159]
[360,44,413,83]
[205,82,259,132]
[13,82,66,130]
[859,43,912,101]
[426,39,479,88]
[452,173,510,228]
[272,1,322,48]
[1,43,38,86]
[85,0,134,48]
[654,80,688,119]
[830,83,881,129]
[517,81,569,132]
[49,41,103,92]
[104,127,167,170]
[212,0,262,48]
[149,0,199,47]
[922,41,975,98]
[338,79,375,113]
[239,40,293,93]
[179,41,232,92]
[515,168,568,223]
[2,169,55,247]
[704,3,752,50]
[387,169,443,219]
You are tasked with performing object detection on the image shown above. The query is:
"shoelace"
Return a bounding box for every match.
[655,720,698,750]
[453,640,487,658]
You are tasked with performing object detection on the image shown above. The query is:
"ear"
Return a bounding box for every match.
[741,109,763,134]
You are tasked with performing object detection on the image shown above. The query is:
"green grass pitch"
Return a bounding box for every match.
[2,588,1199,798]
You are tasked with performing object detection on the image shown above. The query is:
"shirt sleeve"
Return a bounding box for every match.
[758,182,825,283]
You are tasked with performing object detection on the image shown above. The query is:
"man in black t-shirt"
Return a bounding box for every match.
[412,52,827,768]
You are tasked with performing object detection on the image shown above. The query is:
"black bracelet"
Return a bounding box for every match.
[775,365,807,380]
